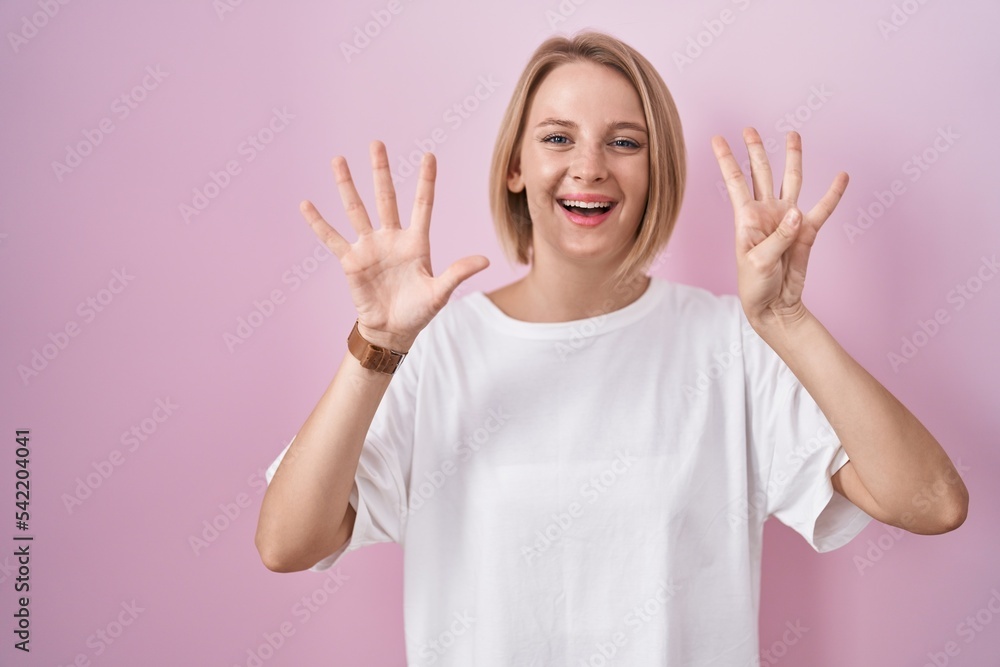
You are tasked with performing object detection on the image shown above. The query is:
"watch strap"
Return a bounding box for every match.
[347,320,407,375]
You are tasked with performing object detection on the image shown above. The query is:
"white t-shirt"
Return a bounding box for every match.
[264,276,873,666]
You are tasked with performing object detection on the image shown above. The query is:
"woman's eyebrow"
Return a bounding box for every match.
[535,118,648,134]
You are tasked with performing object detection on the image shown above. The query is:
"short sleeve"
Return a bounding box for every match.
[264,342,420,571]
[738,306,873,553]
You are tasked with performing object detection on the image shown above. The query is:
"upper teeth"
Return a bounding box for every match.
[561,200,612,208]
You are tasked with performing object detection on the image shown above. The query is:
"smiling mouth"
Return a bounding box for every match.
[558,199,617,217]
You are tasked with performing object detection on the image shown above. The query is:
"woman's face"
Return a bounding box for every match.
[508,60,650,273]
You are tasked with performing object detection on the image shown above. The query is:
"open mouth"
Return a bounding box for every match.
[558,199,617,217]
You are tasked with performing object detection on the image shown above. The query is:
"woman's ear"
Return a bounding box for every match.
[507,155,524,193]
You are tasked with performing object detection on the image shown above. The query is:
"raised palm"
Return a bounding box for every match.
[712,128,849,329]
[300,141,489,350]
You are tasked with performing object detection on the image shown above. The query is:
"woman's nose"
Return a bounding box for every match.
[569,143,608,182]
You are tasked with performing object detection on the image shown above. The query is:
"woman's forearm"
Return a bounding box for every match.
[749,307,968,533]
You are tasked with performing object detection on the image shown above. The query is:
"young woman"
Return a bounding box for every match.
[255,30,968,665]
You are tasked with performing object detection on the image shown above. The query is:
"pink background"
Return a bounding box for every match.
[2,1,998,665]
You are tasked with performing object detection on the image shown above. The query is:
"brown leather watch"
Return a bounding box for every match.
[347,319,407,375]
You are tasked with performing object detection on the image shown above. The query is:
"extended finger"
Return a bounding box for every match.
[370,140,401,230]
[804,172,849,227]
[435,255,490,301]
[779,131,803,204]
[743,127,774,200]
[711,135,751,209]
[332,155,373,237]
[409,152,437,235]
[299,200,350,258]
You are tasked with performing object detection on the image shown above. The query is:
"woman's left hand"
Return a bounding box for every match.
[711,128,849,330]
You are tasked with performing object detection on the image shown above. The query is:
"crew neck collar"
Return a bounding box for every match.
[462,276,670,340]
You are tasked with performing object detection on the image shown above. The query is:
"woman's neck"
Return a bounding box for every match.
[486,263,651,323]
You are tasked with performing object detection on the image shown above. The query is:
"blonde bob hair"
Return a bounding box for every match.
[489,30,686,288]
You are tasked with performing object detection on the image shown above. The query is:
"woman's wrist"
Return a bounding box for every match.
[355,321,414,354]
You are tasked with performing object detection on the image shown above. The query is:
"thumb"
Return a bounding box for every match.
[750,208,801,268]
[436,255,490,299]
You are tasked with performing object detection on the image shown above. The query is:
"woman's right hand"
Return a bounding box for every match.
[300,140,490,352]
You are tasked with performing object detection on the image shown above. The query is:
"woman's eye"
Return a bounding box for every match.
[542,134,569,144]
[613,138,640,149]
